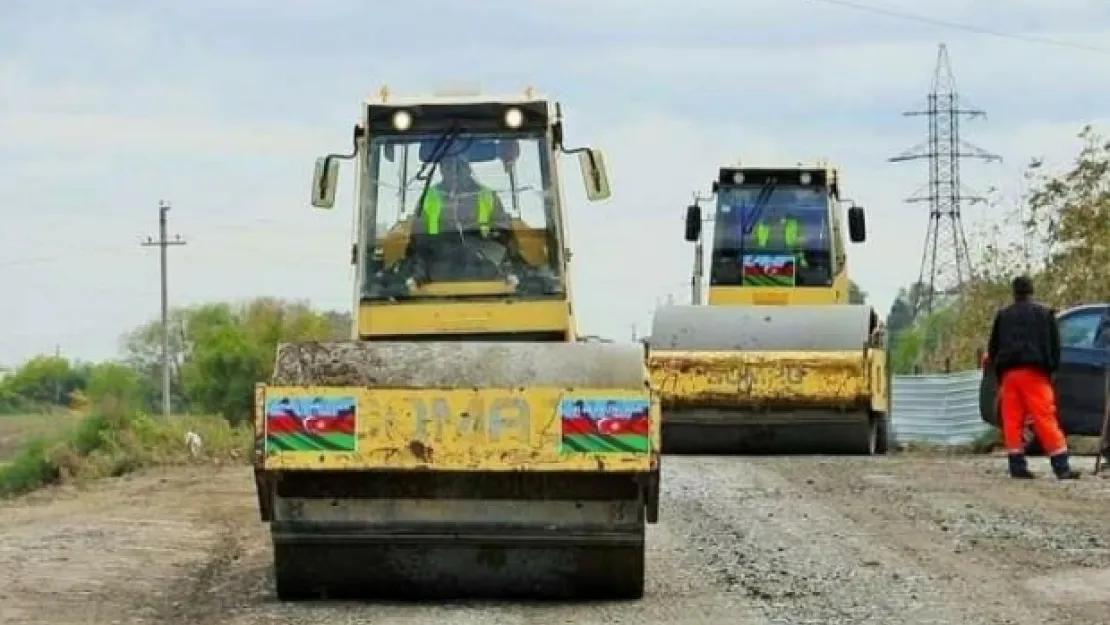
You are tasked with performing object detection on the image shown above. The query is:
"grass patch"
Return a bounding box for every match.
[0,410,252,498]
[0,412,84,463]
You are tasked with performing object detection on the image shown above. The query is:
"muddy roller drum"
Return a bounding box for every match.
[647,304,888,455]
[257,341,659,600]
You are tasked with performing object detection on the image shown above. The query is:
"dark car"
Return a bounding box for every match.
[978,303,1110,455]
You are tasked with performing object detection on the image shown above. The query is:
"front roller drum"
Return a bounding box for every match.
[272,533,645,600]
[650,303,887,456]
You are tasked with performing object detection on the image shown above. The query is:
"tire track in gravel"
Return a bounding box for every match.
[201,472,775,625]
[757,454,1110,625]
[6,456,1107,625]
[663,455,1093,625]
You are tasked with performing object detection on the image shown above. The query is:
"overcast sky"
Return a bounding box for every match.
[2,0,1108,364]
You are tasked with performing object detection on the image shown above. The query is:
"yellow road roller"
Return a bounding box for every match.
[251,87,661,600]
[647,163,889,455]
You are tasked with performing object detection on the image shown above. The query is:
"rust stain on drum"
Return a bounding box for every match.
[408,441,434,463]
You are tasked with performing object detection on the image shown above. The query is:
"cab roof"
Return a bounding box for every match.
[365,85,551,108]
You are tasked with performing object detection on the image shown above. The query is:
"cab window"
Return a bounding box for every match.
[709,184,833,287]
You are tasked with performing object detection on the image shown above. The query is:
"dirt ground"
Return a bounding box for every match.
[2,453,1109,625]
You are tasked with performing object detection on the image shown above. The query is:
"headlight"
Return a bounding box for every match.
[731,171,745,184]
[504,107,523,129]
[392,110,412,131]
[799,172,812,185]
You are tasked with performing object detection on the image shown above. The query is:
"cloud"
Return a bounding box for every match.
[1,0,1108,362]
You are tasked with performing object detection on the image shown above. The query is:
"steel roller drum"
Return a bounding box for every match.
[648,304,873,352]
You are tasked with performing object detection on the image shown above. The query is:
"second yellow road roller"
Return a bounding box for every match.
[648,162,889,455]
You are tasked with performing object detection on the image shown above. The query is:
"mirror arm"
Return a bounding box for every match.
[560,143,600,188]
[319,124,364,189]
[550,103,604,189]
[330,124,364,163]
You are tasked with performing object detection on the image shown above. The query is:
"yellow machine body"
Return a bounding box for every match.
[251,87,659,601]
[648,163,889,454]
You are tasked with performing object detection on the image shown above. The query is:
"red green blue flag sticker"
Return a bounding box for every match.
[560,398,650,454]
[265,395,357,453]
[741,253,796,287]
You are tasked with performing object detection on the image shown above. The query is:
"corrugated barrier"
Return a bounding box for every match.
[890,369,993,446]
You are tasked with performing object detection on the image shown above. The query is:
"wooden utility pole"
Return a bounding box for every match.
[141,201,186,418]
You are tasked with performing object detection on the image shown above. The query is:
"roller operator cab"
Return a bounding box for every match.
[648,164,890,455]
[252,87,662,601]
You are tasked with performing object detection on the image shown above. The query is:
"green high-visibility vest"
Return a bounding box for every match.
[754,218,806,268]
[422,186,495,236]
[754,218,800,248]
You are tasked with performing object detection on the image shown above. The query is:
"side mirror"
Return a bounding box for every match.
[578,148,611,201]
[311,157,339,209]
[847,205,866,242]
[684,205,702,242]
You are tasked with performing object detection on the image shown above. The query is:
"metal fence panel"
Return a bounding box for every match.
[890,369,993,446]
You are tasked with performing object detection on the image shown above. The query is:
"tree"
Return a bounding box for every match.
[904,125,1110,371]
[175,298,337,421]
[321,311,354,340]
[119,306,205,413]
[86,362,142,415]
[180,324,260,423]
[884,282,925,373]
[885,287,915,339]
[1024,125,1110,304]
[2,298,349,420]
[0,355,86,409]
[119,298,346,419]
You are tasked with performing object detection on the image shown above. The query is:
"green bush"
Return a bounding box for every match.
[0,408,252,498]
[0,438,60,496]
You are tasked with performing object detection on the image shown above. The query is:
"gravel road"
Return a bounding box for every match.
[2,454,1108,625]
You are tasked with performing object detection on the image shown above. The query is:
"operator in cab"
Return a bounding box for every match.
[404,150,519,284]
[411,151,514,244]
[751,205,807,267]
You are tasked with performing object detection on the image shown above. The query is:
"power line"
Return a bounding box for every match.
[141,200,186,419]
[804,0,1110,54]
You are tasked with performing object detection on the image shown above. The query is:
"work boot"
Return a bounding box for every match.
[1049,452,1081,480]
[1008,453,1036,479]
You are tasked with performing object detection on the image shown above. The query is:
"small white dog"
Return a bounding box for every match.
[184,431,203,458]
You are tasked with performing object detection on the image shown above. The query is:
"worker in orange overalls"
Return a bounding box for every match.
[987,275,1079,479]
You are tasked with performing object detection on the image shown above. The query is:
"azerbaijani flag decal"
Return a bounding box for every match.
[741,253,797,287]
[560,397,650,454]
[265,395,358,453]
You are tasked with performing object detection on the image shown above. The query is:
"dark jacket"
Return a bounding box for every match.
[987,299,1060,378]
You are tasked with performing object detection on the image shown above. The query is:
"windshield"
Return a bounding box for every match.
[360,131,563,301]
[710,184,834,287]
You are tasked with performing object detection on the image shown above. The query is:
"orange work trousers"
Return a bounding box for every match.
[999,366,1068,456]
